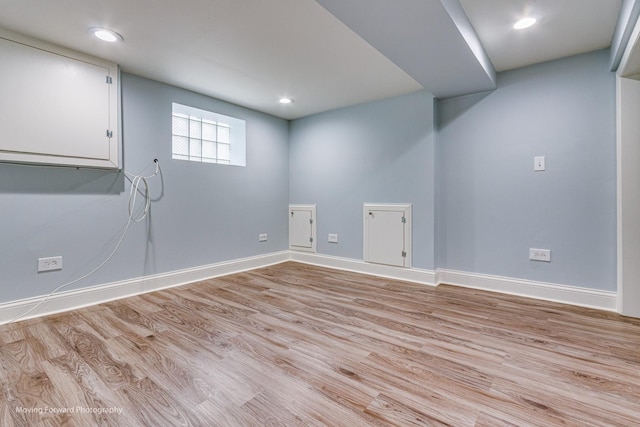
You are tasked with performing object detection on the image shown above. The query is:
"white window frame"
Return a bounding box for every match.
[171,103,246,166]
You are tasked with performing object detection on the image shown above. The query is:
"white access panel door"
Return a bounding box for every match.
[0,29,120,169]
[289,205,317,252]
[364,204,411,268]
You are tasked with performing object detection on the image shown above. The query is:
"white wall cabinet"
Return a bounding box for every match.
[0,29,120,169]
[289,205,316,252]
[364,203,411,267]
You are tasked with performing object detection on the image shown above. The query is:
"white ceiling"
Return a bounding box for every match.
[0,0,625,120]
[459,0,622,72]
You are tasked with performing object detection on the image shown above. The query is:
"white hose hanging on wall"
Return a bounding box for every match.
[127,159,159,222]
[1,159,161,325]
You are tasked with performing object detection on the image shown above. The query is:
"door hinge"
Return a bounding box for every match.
[401,216,406,224]
[106,130,113,138]
[106,75,113,84]
[310,237,314,243]
[401,251,407,258]
[310,218,313,224]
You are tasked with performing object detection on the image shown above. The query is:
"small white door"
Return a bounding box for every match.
[0,32,120,169]
[364,204,411,267]
[289,205,316,252]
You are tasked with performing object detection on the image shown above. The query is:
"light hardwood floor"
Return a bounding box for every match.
[1,262,639,426]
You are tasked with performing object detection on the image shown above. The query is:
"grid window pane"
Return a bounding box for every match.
[172,136,189,156]
[202,141,215,159]
[172,103,244,166]
[218,126,230,143]
[172,115,189,137]
[202,123,216,141]
[189,119,202,139]
[189,138,202,158]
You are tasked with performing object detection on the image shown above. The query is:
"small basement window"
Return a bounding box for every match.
[171,103,246,166]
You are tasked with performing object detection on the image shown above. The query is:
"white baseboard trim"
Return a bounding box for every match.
[288,252,616,311]
[0,251,290,325]
[289,251,437,286]
[436,269,617,312]
[0,250,618,325]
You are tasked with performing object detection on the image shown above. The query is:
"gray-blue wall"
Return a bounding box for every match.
[0,73,289,303]
[0,48,619,306]
[289,90,436,269]
[437,49,616,290]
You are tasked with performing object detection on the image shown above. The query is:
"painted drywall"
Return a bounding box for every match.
[289,90,436,269]
[617,76,640,316]
[437,49,616,291]
[0,47,618,309]
[0,73,289,303]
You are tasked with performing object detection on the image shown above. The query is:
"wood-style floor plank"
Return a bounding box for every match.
[1,261,639,426]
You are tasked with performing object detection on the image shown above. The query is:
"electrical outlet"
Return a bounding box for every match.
[534,156,546,171]
[529,248,551,262]
[328,233,338,243]
[258,233,268,242]
[38,256,62,272]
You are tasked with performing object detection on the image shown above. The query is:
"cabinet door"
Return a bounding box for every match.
[364,204,411,267]
[0,30,120,169]
[289,205,316,252]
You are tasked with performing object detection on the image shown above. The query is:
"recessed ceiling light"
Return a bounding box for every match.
[513,17,537,30]
[279,97,294,104]
[89,27,124,42]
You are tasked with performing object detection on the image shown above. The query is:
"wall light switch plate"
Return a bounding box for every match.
[534,156,546,171]
[529,248,551,262]
[328,233,338,243]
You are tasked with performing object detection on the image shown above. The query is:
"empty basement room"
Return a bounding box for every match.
[1,0,640,426]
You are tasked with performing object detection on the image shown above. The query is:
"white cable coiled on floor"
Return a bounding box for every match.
[1,159,161,326]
